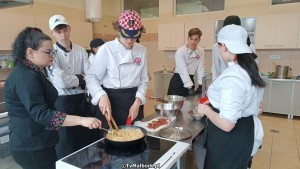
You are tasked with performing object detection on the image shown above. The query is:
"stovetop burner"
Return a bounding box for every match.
[104,141,147,156]
[62,136,177,169]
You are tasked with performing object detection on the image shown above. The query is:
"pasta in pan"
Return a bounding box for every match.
[106,128,144,142]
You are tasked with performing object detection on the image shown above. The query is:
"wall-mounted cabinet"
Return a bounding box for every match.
[0,14,93,50]
[35,17,55,43]
[185,20,214,49]
[158,23,184,50]
[0,13,35,50]
[215,17,256,44]
[256,13,299,49]
[68,21,93,50]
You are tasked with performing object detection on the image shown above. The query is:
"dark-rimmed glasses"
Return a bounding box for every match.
[38,49,57,57]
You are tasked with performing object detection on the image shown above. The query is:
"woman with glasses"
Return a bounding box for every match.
[4,27,102,169]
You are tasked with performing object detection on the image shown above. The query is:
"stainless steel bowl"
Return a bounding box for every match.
[161,95,185,109]
[154,103,180,117]
[188,109,202,120]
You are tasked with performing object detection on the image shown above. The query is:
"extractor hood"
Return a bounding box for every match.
[0,0,34,9]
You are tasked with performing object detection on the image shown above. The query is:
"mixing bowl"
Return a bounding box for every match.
[154,103,180,117]
[188,109,202,120]
[161,95,185,109]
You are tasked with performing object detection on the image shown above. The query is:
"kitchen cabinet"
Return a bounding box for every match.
[158,23,185,50]
[262,78,271,112]
[0,13,35,50]
[262,78,296,118]
[0,14,93,50]
[255,13,299,49]
[153,70,174,99]
[269,80,293,116]
[35,16,55,43]
[291,81,300,118]
[68,21,93,50]
[184,20,214,49]
[36,17,93,49]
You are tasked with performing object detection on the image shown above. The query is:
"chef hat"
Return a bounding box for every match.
[118,10,142,39]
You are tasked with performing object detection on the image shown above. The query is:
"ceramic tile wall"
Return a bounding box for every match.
[256,49,300,76]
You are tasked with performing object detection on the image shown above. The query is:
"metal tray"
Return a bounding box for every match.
[158,126,192,141]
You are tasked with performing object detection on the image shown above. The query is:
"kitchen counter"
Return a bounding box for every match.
[141,95,205,145]
[56,96,204,169]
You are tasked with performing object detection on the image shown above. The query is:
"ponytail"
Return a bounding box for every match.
[237,53,265,88]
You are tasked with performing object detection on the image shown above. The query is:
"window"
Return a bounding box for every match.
[175,0,224,15]
[123,0,159,19]
[272,0,300,5]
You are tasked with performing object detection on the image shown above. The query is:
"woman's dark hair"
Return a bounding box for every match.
[237,53,265,88]
[12,27,52,65]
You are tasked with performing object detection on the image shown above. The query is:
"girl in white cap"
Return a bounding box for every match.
[86,10,148,129]
[196,25,265,169]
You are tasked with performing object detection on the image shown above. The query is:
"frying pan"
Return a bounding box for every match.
[104,125,147,149]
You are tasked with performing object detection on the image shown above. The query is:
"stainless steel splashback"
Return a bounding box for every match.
[214,17,256,44]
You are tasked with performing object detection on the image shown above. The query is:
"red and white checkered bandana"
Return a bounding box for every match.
[118,10,141,30]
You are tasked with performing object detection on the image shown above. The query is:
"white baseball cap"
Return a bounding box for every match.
[49,15,69,31]
[217,24,251,54]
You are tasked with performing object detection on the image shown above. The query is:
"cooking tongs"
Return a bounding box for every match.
[105,113,119,130]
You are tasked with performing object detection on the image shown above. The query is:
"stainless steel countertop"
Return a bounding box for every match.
[262,76,300,81]
[141,95,205,145]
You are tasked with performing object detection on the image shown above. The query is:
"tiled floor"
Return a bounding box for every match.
[2,89,300,169]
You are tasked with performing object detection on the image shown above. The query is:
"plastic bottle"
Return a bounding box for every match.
[162,65,167,73]
[288,68,293,79]
[2,59,7,69]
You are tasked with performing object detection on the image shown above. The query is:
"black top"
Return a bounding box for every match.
[4,62,59,151]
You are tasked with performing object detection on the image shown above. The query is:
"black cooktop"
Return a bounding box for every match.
[62,135,177,169]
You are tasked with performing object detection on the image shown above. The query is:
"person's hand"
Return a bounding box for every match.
[195,85,202,94]
[129,98,141,121]
[197,104,210,117]
[98,95,112,121]
[188,87,195,95]
[80,117,102,129]
[0,82,5,88]
[203,99,210,105]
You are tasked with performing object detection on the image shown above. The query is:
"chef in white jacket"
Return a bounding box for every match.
[167,28,205,96]
[86,10,148,128]
[197,25,265,169]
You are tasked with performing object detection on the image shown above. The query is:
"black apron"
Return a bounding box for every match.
[202,105,254,169]
[54,93,94,159]
[167,73,194,97]
[94,87,144,130]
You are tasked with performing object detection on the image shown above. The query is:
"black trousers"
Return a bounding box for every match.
[54,93,100,159]
[94,87,144,131]
[11,147,57,169]
[167,73,194,97]
[204,106,254,169]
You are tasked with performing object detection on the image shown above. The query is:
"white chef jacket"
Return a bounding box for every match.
[86,38,148,106]
[47,43,90,95]
[89,53,96,65]
[174,45,205,88]
[208,61,264,156]
[211,43,257,81]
